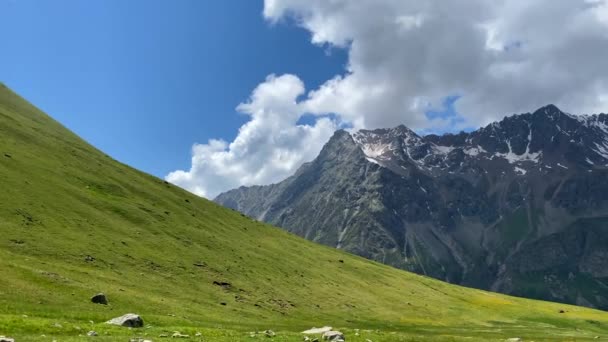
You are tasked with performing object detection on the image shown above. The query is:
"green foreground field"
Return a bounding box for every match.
[1,82,607,341]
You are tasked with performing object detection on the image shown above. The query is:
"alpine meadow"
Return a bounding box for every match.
[1,81,608,341]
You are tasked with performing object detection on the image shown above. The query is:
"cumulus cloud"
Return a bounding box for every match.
[266,0,608,128]
[166,74,338,198]
[169,0,608,197]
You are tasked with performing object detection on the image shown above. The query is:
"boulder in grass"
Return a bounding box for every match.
[105,313,144,328]
[91,293,108,305]
[302,326,333,334]
[0,336,15,342]
[172,331,190,338]
[322,331,345,341]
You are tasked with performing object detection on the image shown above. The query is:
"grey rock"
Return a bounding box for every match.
[0,336,15,342]
[302,327,333,334]
[105,313,144,328]
[171,331,190,338]
[91,293,108,305]
[322,331,345,341]
[87,330,98,336]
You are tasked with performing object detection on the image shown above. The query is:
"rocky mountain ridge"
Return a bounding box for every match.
[216,105,608,309]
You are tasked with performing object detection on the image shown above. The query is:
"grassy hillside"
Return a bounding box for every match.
[0,83,607,341]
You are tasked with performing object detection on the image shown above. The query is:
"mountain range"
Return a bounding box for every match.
[216,104,608,310]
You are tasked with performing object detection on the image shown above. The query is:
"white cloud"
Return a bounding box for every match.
[169,0,608,197]
[166,74,338,198]
[266,0,608,128]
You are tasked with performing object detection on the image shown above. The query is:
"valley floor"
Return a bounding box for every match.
[1,313,607,341]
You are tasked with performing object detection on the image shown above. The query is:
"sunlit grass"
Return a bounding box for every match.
[0,82,607,341]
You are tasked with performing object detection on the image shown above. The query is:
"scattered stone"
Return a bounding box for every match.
[105,313,144,328]
[365,339,373,342]
[53,322,63,328]
[302,327,333,334]
[0,336,15,342]
[213,281,232,289]
[322,331,345,341]
[264,330,276,337]
[87,331,98,336]
[506,339,522,342]
[195,332,202,337]
[129,339,153,342]
[172,331,190,338]
[91,293,108,305]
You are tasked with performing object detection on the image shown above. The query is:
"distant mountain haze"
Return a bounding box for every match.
[216,105,608,310]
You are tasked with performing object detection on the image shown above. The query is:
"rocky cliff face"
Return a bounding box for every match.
[216,105,608,309]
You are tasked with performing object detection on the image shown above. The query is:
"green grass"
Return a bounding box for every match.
[0,82,607,341]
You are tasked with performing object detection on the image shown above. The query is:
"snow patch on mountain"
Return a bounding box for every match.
[514,166,527,175]
[464,146,487,156]
[594,141,608,160]
[433,145,455,155]
[494,140,542,164]
[360,142,392,159]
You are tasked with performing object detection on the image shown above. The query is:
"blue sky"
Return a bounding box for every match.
[0,0,346,177]
[3,0,605,198]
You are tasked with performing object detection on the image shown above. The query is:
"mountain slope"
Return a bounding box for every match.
[216,105,608,310]
[1,83,607,341]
